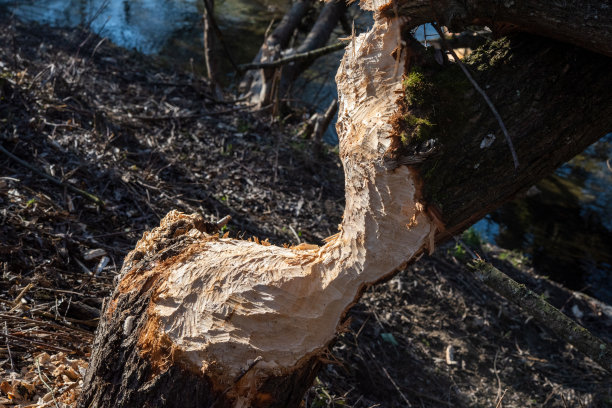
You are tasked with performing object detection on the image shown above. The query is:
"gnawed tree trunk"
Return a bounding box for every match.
[78,0,611,406]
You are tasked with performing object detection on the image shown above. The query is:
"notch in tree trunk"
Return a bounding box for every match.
[78,0,611,406]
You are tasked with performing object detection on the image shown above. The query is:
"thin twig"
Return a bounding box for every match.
[216,215,231,229]
[9,283,34,312]
[0,143,105,206]
[0,313,94,336]
[493,349,502,402]
[4,322,14,371]
[36,358,60,408]
[431,22,519,169]
[455,237,479,260]
[381,366,412,407]
[201,0,240,73]
[239,42,346,71]
[4,332,73,353]
[495,388,508,408]
[233,355,262,383]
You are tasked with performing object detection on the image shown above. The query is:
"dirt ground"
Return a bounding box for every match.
[0,19,611,407]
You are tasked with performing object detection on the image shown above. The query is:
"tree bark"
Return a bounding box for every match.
[245,0,346,108]
[240,0,314,107]
[79,0,611,406]
[203,0,222,99]
[378,0,612,57]
[278,0,348,97]
[468,260,612,372]
[388,33,612,241]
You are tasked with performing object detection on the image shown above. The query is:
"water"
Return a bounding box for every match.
[1,0,610,302]
[474,133,612,303]
[1,0,287,54]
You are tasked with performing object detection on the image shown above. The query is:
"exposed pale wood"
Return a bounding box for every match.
[79,0,612,406]
[80,12,435,406]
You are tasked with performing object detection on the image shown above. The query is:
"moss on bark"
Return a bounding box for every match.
[388,33,612,237]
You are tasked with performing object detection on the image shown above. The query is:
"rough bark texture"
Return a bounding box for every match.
[279,0,348,95]
[469,260,612,372]
[390,33,612,240]
[377,0,612,57]
[79,0,611,406]
[245,0,346,108]
[240,0,314,107]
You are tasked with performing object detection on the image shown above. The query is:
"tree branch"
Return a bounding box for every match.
[239,41,346,71]
[469,260,612,373]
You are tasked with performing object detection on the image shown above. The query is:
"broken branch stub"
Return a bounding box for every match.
[78,0,612,406]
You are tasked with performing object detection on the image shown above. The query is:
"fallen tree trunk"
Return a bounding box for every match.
[78,0,612,406]
[380,0,612,56]
[468,260,612,372]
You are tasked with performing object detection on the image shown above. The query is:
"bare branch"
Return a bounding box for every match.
[469,260,612,373]
[239,41,346,71]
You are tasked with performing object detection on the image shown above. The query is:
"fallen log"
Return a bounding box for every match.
[78,0,612,406]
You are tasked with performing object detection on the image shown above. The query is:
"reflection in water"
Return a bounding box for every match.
[2,0,200,53]
[1,0,610,302]
[0,0,287,58]
[476,133,612,303]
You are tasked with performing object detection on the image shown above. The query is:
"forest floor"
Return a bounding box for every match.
[0,19,611,408]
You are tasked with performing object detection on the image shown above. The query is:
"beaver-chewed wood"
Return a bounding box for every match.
[78,0,611,406]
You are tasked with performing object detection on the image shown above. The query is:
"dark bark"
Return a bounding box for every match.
[77,215,321,408]
[279,0,348,95]
[245,0,346,108]
[240,0,314,106]
[391,33,612,240]
[380,0,612,57]
[469,260,612,372]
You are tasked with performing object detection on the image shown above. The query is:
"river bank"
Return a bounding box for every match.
[1,19,611,407]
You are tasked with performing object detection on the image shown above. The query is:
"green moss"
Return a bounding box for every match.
[399,63,471,148]
[465,37,512,72]
[397,61,472,208]
[403,69,433,106]
[400,114,434,145]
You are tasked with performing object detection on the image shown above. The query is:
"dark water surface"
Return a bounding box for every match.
[475,134,612,303]
[2,0,610,302]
